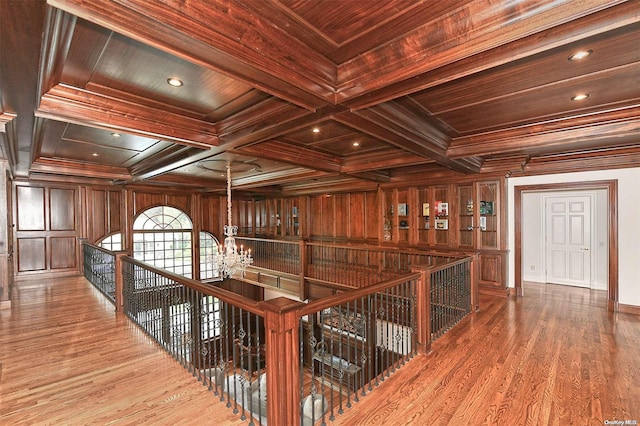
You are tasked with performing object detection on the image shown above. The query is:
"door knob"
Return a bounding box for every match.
[580,247,589,251]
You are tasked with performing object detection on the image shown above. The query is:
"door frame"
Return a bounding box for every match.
[514,180,618,311]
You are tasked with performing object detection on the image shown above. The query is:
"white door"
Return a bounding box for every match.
[545,195,592,287]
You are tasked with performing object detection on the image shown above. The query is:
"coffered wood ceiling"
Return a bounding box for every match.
[1,0,639,196]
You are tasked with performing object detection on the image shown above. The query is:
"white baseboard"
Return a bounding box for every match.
[522,275,545,283]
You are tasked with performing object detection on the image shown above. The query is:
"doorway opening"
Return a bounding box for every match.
[514,180,618,312]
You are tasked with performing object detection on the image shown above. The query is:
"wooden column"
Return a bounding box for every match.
[470,253,480,312]
[114,252,126,312]
[411,265,431,355]
[260,297,304,426]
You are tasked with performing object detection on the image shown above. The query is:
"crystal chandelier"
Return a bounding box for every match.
[214,161,253,278]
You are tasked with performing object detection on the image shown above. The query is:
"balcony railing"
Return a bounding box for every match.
[121,257,269,423]
[82,240,476,425]
[298,274,420,425]
[236,237,466,293]
[82,242,117,303]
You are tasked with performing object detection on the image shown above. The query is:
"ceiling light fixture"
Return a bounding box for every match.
[167,77,184,87]
[111,132,121,138]
[568,50,593,61]
[571,93,590,101]
[91,153,99,157]
[213,161,253,279]
[353,142,360,147]
[312,127,320,133]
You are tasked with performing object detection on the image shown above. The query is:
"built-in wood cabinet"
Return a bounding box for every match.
[377,180,507,295]
[239,197,302,239]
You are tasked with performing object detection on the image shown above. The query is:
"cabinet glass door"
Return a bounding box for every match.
[382,189,394,241]
[418,188,430,244]
[458,185,474,248]
[397,189,409,243]
[433,186,450,246]
[478,182,498,249]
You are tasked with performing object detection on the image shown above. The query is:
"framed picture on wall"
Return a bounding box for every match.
[398,203,408,216]
[422,203,430,216]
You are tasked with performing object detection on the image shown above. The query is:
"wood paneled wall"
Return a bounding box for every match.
[86,188,124,244]
[14,182,79,275]
[308,192,378,241]
[7,175,506,295]
[9,180,229,278]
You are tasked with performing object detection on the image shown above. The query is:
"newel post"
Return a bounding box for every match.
[411,265,432,355]
[470,253,480,312]
[114,252,126,312]
[260,297,305,426]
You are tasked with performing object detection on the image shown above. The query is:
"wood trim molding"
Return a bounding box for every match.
[514,180,619,311]
[618,303,640,316]
[36,84,219,148]
[448,111,640,158]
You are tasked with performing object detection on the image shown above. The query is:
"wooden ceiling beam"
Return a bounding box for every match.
[337,109,480,174]
[448,108,640,157]
[342,2,640,109]
[30,158,132,180]
[47,0,333,110]
[236,140,342,173]
[0,113,18,168]
[232,168,331,189]
[342,150,433,174]
[36,84,219,148]
[220,104,349,149]
[142,173,226,191]
[523,146,640,175]
[345,170,391,183]
[281,177,380,196]
[127,146,200,176]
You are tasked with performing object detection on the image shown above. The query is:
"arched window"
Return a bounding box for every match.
[133,206,193,278]
[99,233,123,251]
[200,231,222,281]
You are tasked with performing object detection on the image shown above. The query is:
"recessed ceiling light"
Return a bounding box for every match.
[111,132,121,138]
[571,93,590,101]
[312,127,320,133]
[91,152,99,157]
[167,77,183,87]
[353,142,360,147]
[568,50,593,61]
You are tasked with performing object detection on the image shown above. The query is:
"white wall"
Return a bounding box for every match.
[508,167,640,307]
[521,192,545,282]
[521,190,608,290]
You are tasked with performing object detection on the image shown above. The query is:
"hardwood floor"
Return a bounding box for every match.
[335,282,640,426]
[1,278,638,425]
[0,276,244,425]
